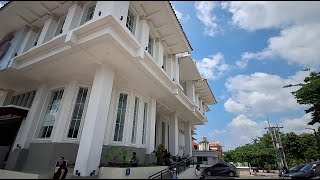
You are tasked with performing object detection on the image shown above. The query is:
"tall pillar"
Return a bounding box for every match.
[74,65,114,176]
[63,2,83,32]
[184,121,192,156]
[169,112,179,156]
[17,28,38,54]
[146,98,157,154]
[137,17,150,57]
[13,85,48,149]
[186,80,195,104]
[52,81,78,142]
[172,55,179,83]
[37,15,58,45]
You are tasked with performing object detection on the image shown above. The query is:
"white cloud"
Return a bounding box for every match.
[237,24,320,68]
[196,53,230,80]
[222,1,320,31]
[226,115,267,149]
[0,2,3,8]
[172,4,191,23]
[194,1,219,37]
[224,70,309,116]
[222,2,320,69]
[280,113,317,134]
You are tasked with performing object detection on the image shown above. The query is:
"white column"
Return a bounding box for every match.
[167,55,173,80]
[137,18,150,57]
[17,28,38,54]
[186,80,195,104]
[63,2,83,32]
[169,112,179,156]
[13,85,48,149]
[184,121,192,156]
[74,65,114,176]
[38,15,58,45]
[93,1,129,27]
[146,98,157,154]
[173,55,179,83]
[52,81,78,142]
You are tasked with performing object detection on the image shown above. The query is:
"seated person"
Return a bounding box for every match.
[130,152,139,167]
[53,157,68,179]
[195,164,204,179]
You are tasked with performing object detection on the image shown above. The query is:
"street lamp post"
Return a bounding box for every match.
[305,128,320,158]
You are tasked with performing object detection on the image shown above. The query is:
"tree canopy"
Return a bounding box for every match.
[223,132,319,169]
[284,68,320,125]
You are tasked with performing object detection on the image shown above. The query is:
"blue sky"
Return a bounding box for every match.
[172,1,320,150]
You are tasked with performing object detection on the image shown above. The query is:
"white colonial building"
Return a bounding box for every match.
[0,1,216,176]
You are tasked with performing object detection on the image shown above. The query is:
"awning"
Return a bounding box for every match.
[0,106,29,124]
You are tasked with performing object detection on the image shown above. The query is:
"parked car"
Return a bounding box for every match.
[203,162,239,177]
[279,164,307,178]
[284,161,320,179]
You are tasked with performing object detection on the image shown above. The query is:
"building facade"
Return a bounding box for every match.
[0,1,216,176]
[192,137,219,165]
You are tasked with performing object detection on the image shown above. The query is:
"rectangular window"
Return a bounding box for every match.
[161,122,165,146]
[113,93,128,141]
[38,89,64,138]
[142,102,148,144]
[54,16,66,36]
[131,97,139,143]
[85,4,96,23]
[34,28,42,47]
[67,87,88,138]
[163,53,167,71]
[126,9,136,34]
[147,34,154,56]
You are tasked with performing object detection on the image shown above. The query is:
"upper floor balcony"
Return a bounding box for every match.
[0,1,216,123]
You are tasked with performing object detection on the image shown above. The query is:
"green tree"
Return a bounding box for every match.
[284,69,320,125]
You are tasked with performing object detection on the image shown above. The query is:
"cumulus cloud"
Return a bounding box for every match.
[172,4,191,23]
[280,113,317,134]
[224,115,267,149]
[236,24,320,68]
[224,70,309,116]
[0,2,3,8]
[222,2,320,69]
[196,53,230,80]
[194,1,219,37]
[222,1,320,31]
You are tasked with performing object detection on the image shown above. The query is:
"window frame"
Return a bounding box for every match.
[113,91,129,142]
[65,86,90,140]
[130,96,139,144]
[33,27,43,47]
[162,52,167,71]
[147,33,155,56]
[33,86,65,140]
[80,1,97,26]
[54,15,67,37]
[141,101,149,145]
[126,6,137,35]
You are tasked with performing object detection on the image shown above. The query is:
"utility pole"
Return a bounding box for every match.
[265,118,288,171]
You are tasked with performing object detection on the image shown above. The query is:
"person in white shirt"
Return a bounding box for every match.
[195,164,204,179]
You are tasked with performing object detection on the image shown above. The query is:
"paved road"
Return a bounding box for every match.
[204,174,279,179]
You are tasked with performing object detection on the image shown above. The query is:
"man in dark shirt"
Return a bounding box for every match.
[130,152,139,167]
[52,156,68,179]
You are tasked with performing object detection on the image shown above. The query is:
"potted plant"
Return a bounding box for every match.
[155,144,165,165]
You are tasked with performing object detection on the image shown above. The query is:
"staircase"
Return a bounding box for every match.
[148,159,194,179]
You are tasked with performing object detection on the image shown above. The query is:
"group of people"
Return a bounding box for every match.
[52,152,139,179]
